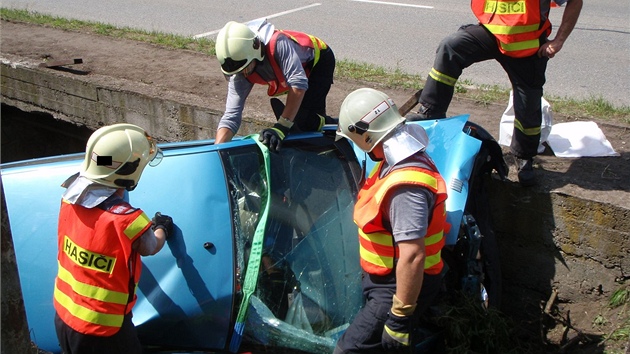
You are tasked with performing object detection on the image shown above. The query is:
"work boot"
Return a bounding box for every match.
[515,157,537,187]
[405,104,446,121]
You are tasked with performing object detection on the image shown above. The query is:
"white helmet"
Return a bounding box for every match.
[336,88,405,153]
[80,123,162,191]
[215,21,264,75]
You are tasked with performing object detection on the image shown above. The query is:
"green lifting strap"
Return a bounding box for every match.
[229,134,272,353]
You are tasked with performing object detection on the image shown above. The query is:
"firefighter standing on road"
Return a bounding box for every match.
[214,19,336,152]
[408,0,583,186]
[334,88,448,353]
[53,123,175,354]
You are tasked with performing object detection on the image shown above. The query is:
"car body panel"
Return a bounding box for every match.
[2,131,363,353]
[2,141,236,352]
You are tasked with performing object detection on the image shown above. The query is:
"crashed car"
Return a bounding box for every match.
[2,115,504,353]
[2,127,364,353]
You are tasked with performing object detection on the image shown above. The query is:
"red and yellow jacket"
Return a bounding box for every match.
[54,199,152,336]
[472,0,552,57]
[246,30,328,96]
[354,162,448,276]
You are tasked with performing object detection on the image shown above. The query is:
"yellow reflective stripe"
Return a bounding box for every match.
[429,68,457,87]
[124,212,151,240]
[384,325,410,345]
[514,118,542,135]
[308,35,322,66]
[54,287,124,327]
[316,114,325,131]
[359,246,393,269]
[484,23,540,35]
[375,171,438,203]
[359,229,392,246]
[57,262,128,305]
[500,38,540,53]
[424,231,443,247]
[425,250,442,269]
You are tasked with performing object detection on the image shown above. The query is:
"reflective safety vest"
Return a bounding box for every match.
[246,30,328,96]
[354,162,448,276]
[54,199,152,336]
[472,0,552,58]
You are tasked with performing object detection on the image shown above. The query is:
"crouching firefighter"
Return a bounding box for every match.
[53,123,175,354]
[333,88,448,353]
[214,19,336,152]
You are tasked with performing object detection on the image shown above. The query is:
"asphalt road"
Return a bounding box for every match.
[3,0,629,108]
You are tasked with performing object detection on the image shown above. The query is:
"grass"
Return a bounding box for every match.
[590,284,630,353]
[2,7,629,125]
[431,291,534,354]
[606,286,630,343]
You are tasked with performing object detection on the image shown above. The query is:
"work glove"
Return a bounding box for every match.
[259,118,292,152]
[382,311,412,350]
[152,212,174,239]
[382,294,416,351]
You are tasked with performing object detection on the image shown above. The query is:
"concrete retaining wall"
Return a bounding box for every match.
[1,61,268,142]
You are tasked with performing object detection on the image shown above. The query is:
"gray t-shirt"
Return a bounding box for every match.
[381,157,436,243]
[218,35,313,134]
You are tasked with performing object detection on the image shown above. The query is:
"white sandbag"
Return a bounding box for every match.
[499,90,553,154]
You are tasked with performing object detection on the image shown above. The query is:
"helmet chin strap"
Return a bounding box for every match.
[114,179,137,191]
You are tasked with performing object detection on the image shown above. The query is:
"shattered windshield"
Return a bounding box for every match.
[222,137,363,353]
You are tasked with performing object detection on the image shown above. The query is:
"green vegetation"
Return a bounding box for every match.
[2,7,629,124]
[433,292,530,354]
[589,284,630,354]
[606,286,630,343]
[0,8,215,54]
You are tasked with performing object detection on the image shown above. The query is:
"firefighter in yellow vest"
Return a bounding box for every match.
[407,0,582,187]
[54,123,175,354]
[214,19,336,152]
[334,88,448,353]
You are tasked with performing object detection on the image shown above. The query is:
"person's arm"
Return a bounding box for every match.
[215,127,235,144]
[538,0,583,58]
[389,186,432,306]
[216,75,254,143]
[133,212,173,256]
[381,186,433,349]
[133,228,167,256]
[394,239,426,306]
[281,86,306,122]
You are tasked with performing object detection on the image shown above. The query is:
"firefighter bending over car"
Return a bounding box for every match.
[214,19,337,152]
[53,124,175,354]
[334,88,448,353]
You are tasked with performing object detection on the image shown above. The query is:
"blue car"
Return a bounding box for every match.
[2,127,364,353]
[2,116,506,353]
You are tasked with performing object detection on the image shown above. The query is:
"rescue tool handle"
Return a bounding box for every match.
[398,89,422,117]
